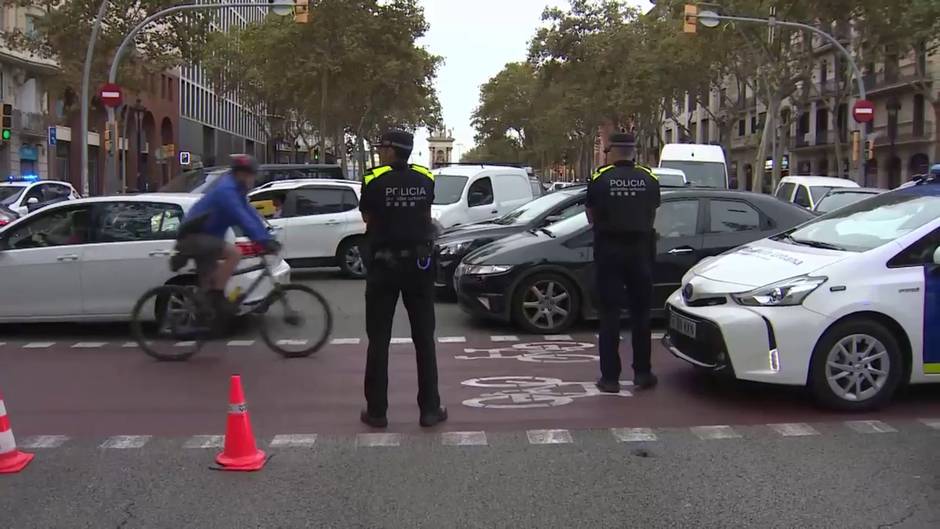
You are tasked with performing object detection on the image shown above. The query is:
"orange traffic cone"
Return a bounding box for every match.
[0,390,34,474]
[214,375,267,471]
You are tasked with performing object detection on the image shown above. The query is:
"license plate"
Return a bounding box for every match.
[670,312,697,339]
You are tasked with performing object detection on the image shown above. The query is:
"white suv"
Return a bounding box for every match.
[249,180,367,278]
[0,178,80,216]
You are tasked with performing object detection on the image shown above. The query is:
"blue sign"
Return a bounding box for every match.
[18,145,38,161]
[179,151,191,166]
[48,126,57,146]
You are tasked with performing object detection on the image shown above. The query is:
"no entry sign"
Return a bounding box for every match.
[98,83,123,108]
[853,99,875,124]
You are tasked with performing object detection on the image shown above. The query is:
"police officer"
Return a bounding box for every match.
[586,132,661,392]
[358,130,447,428]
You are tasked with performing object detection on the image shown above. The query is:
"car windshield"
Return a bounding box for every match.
[542,211,588,238]
[493,192,574,225]
[815,191,879,214]
[659,161,726,188]
[781,188,940,252]
[433,175,469,205]
[0,185,25,205]
[810,186,835,203]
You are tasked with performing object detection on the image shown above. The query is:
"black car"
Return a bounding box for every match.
[435,186,587,294]
[455,189,815,333]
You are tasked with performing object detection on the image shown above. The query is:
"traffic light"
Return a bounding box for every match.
[1,104,12,142]
[294,0,309,23]
[866,140,875,160]
[683,4,698,33]
[104,126,113,152]
[851,130,860,162]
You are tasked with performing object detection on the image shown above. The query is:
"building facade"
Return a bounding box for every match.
[428,127,455,169]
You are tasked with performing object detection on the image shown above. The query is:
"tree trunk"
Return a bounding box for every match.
[356,134,367,178]
[336,126,347,176]
[318,70,329,164]
[753,99,775,193]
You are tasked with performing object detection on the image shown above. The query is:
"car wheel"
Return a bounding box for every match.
[511,272,580,334]
[337,237,367,279]
[809,318,903,411]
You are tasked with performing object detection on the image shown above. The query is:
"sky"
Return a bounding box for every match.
[411,0,653,166]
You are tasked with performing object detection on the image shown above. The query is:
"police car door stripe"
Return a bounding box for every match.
[923,266,940,373]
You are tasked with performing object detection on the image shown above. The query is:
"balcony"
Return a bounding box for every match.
[866,69,931,96]
[730,134,759,151]
[14,111,45,137]
[873,121,934,146]
[815,129,829,145]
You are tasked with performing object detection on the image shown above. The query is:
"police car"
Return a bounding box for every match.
[0,176,79,217]
[664,177,940,410]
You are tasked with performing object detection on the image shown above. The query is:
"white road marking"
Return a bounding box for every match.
[226,340,255,347]
[330,338,361,345]
[652,332,665,339]
[390,337,413,344]
[527,429,573,445]
[441,431,488,446]
[0,342,7,347]
[356,433,401,447]
[491,335,519,342]
[183,435,224,449]
[691,425,741,440]
[845,420,896,434]
[270,434,319,448]
[438,336,467,343]
[769,423,820,437]
[611,427,657,442]
[23,342,54,349]
[100,435,152,449]
[174,341,196,347]
[72,342,107,349]
[21,435,69,449]
[122,342,137,348]
[918,418,940,430]
[543,334,573,341]
[277,339,308,346]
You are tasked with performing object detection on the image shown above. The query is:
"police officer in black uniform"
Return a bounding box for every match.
[586,132,661,392]
[359,130,447,428]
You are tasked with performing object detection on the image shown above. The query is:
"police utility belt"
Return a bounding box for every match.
[371,243,433,270]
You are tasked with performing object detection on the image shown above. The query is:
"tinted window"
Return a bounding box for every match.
[810,186,835,203]
[96,202,185,242]
[659,161,726,188]
[4,206,92,249]
[493,191,577,226]
[293,188,349,216]
[0,185,26,205]
[775,182,796,200]
[888,227,940,267]
[793,185,812,207]
[44,184,72,200]
[709,200,761,233]
[468,177,494,206]
[815,191,879,213]
[249,190,288,219]
[655,200,699,238]
[433,175,468,205]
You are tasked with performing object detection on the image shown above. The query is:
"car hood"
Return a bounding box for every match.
[691,238,852,289]
[437,223,522,245]
[464,230,552,264]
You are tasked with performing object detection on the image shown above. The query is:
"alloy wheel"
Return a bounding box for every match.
[824,333,890,402]
[521,279,571,331]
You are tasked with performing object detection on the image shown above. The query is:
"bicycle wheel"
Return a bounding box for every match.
[130,285,208,361]
[258,284,332,358]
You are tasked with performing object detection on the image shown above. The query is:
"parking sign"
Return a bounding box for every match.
[179,151,191,166]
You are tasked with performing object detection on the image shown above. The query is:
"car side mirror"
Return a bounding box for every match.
[25,197,39,206]
[543,215,564,225]
[933,246,940,266]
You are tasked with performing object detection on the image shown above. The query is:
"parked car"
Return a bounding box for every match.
[652,168,689,188]
[659,143,729,188]
[248,180,367,278]
[431,165,535,229]
[0,205,18,228]
[664,179,940,411]
[0,177,80,217]
[0,194,289,323]
[455,189,815,333]
[813,187,885,214]
[529,179,545,198]
[774,176,859,210]
[435,186,588,295]
[161,163,345,194]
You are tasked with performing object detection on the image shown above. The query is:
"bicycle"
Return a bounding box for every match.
[130,252,332,361]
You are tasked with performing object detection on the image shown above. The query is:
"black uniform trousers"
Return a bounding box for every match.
[364,250,441,417]
[594,234,655,382]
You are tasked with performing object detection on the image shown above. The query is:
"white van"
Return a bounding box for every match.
[431,165,534,228]
[773,176,860,210]
[659,143,729,188]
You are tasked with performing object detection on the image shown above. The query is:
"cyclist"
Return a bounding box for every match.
[173,154,280,316]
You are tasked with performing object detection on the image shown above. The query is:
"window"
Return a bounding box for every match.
[655,200,699,238]
[709,200,761,233]
[665,129,673,143]
[293,188,350,216]
[250,190,288,219]
[95,202,185,242]
[42,184,72,201]
[4,206,92,249]
[738,119,745,137]
[467,177,494,207]
[701,119,710,143]
[24,15,38,37]
[793,185,812,208]
[914,95,926,137]
[888,228,940,268]
[775,182,796,200]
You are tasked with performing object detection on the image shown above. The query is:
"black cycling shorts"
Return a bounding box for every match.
[175,234,226,278]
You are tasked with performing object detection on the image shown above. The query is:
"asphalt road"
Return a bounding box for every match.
[2,267,940,528]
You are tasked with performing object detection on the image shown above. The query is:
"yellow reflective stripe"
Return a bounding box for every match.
[924,363,940,374]
[410,164,435,181]
[591,165,614,181]
[637,165,658,180]
[363,165,393,186]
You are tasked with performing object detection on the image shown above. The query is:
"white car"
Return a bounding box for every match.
[248,180,367,278]
[773,176,859,210]
[663,180,940,410]
[0,194,289,323]
[432,165,534,228]
[0,178,80,216]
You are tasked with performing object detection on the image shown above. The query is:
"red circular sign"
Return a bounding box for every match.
[98,83,123,108]
[853,99,875,124]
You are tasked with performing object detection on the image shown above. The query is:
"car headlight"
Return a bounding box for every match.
[463,264,514,276]
[731,275,827,307]
[439,240,475,257]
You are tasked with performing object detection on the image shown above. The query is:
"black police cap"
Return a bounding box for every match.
[608,133,637,148]
[376,130,414,150]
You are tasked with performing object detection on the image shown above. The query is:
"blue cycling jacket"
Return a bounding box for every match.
[184,172,271,242]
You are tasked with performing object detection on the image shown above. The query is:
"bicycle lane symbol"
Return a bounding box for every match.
[461,376,632,409]
[455,341,598,364]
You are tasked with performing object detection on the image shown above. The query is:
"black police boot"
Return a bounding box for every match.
[360,410,388,428]
[419,407,448,428]
[634,372,659,390]
[595,378,622,394]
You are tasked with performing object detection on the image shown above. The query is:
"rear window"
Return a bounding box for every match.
[659,161,726,188]
[775,182,796,200]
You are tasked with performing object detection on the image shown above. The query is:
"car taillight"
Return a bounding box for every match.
[235,241,264,257]
[0,219,8,227]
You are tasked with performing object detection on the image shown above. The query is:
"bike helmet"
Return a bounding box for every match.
[230,154,259,174]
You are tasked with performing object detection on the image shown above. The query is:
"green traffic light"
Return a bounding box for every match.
[1,130,9,141]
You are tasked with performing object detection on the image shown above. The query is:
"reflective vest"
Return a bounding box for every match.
[363,164,435,186]
[591,164,658,181]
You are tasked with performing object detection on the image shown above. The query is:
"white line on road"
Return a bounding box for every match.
[611,428,657,442]
[277,339,308,346]
[438,336,467,343]
[918,418,940,430]
[100,435,152,449]
[527,429,573,445]
[23,342,55,349]
[174,341,196,347]
[845,420,897,434]
[652,332,665,339]
[769,423,820,437]
[691,425,742,440]
[356,433,401,447]
[491,335,519,342]
[543,334,573,341]
[21,435,69,449]
[226,340,255,347]
[122,342,137,348]
[270,434,319,448]
[330,338,361,345]
[183,435,224,449]
[441,431,488,446]
[71,342,107,349]
[0,342,6,347]
[390,337,413,344]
